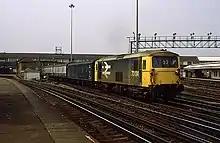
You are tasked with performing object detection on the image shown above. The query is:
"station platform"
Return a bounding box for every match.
[0,78,96,143]
[0,74,18,79]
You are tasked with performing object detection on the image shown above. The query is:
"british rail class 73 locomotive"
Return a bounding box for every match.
[42,49,184,102]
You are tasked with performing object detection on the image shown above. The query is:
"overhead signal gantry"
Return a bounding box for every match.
[127,32,220,54]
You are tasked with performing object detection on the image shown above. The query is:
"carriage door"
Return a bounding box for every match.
[98,62,102,80]
[138,57,142,85]
[131,58,140,85]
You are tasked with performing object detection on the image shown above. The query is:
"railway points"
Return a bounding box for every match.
[21,80,154,143]
[0,78,98,143]
[20,79,220,143]
[182,78,220,102]
[183,77,220,88]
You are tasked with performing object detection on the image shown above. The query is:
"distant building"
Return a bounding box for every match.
[0,53,112,74]
[198,57,220,62]
[0,52,200,75]
[180,56,199,67]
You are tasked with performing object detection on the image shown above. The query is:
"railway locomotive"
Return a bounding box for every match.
[42,50,184,102]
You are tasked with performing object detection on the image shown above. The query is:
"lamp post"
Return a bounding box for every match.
[136,0,139,53]
[69,4,75,62]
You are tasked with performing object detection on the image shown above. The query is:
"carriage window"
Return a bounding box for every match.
[214,71,218,77]
[152,56,178,68]
[143,60,146,69]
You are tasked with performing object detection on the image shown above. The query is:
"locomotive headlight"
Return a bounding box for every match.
[150,69,156,75]
[150,68,156,85]
[175,68,180,76]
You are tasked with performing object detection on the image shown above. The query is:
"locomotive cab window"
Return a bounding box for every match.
[143,60,146,69]
[152,56,178,68]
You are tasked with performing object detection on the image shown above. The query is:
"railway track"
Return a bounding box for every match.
[59,81,220,119]
[20,80,220,143]
[181,78,220,106]
[183,86,220,101]
[183,77,220,89]
[22,81,147,143]
[174,94,220,113]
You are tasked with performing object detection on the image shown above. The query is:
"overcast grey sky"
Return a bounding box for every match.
[1,0,220,56]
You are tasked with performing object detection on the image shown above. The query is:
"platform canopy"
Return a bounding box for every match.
[198,57,220,62]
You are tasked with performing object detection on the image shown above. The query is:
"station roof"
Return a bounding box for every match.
[184,61,220,70]
[198,57,220,62]
[180,56,199,63]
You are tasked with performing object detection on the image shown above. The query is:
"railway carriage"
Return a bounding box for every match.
[42,65,54,78]
[67,61,95,86]
[41,64,67,80]
[94,50,184,101]
[53,64,67,77]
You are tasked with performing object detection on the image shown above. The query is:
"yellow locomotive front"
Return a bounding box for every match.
[142,52,184,101]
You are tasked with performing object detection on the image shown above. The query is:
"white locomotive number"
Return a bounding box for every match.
[131,71,139,77]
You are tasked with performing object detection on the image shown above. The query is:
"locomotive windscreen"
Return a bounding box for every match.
[152,56,178,68]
